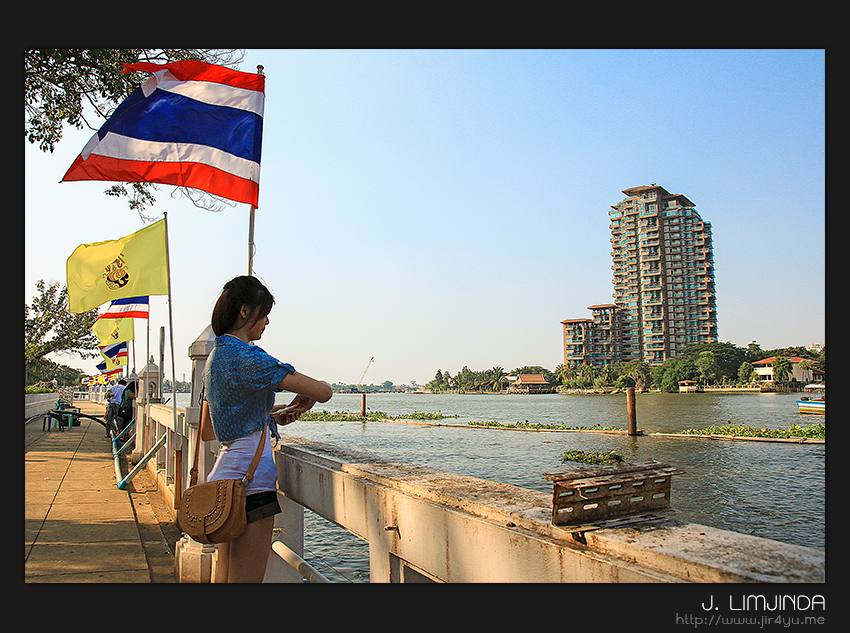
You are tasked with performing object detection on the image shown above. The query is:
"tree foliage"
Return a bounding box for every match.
[421,341,824,394]
[771,356,792,382]
[426,365,518,392]
[24,48,246,218]
[737,361,756,383]
[27,358,87,388]
[25,280,100,372]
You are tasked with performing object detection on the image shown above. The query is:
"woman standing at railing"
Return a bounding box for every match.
[204,275,333,583]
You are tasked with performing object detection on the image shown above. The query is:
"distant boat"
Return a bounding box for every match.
[797,384,825,415]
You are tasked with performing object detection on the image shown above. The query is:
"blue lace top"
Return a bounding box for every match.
[203,334,295,442]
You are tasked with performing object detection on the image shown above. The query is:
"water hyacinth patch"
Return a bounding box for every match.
[467,420,618,431]
[679,422,824,440]
[300,410,459,422]
[560,449,626,465]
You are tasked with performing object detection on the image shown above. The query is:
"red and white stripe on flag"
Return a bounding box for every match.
[62,60,264,207]
[99,296,149,320]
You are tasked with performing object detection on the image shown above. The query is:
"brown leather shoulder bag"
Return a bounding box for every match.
[178,413,266,544]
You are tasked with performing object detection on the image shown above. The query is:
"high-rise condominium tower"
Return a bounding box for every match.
[562,184,717,367]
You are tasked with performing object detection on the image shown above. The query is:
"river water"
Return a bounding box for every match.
[176,390,825,582]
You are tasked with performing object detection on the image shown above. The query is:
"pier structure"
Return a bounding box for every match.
[25,397,178,582]
[26,326,825,583]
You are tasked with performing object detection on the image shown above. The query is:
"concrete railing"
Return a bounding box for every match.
[145,398,824,583]
[134,401,218,514]
[162,325,824,583]
[267,435,825,583]
[25,392,60,421]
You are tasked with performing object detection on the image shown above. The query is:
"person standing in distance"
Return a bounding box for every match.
[203,275,332,583]
[104,379,126,437]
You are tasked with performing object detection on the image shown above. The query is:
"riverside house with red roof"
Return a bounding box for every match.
[507,374,555,394]
[752,357,815,384]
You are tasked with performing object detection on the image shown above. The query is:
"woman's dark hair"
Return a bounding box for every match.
[211,276,275,336]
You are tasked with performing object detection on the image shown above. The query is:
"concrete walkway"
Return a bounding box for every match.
[25,399,178,582]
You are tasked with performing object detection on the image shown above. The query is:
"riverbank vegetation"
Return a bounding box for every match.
[300,410,459,422]
[425,342,825,394]
[679,422,825,440]
[467,420,619,431]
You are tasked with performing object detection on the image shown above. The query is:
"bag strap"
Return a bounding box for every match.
[189,413,267,488]
[241,428,266,485]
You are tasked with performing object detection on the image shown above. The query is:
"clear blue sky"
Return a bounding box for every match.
[25,49,825,387]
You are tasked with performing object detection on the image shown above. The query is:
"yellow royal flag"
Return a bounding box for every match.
[100,354,128,370]
[92,316,135,346]
[66,219,168,313]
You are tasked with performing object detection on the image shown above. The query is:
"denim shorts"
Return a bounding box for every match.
[245,490,281,524]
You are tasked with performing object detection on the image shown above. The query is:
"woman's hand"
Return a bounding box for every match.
[271,394,318,426]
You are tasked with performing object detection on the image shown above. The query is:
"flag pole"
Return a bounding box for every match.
[145,302,150,411]
[163,212,179,437]
[248,64,264,277]
[248,204,256,275]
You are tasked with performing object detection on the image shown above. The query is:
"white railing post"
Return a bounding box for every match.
[264,493,307,582]
[174,324,219,583]
[186,324,218,488]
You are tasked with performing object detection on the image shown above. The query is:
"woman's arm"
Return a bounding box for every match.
[277,371,333,403]
[271,371,333,427]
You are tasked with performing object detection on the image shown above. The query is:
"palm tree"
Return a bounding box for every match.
[487,366,506,392]
[457,366,473,392]
[554,364,575,386]
[599,364,613,387]
[578,363,598,387]
[626,361,651,392]
[799,359,815,383]
[772,357,792,383]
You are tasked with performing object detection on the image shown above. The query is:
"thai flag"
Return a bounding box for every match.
[97,361,123,377]
[100,340,128,361]
[99,296,150,320]
[99,341,128,371]
[62,60,264,207]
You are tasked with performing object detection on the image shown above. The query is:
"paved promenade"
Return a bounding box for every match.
[25,399,179,582]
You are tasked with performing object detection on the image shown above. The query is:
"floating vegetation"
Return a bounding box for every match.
[299,410,458,422]
[560,449,626,465]
[405,411,459,420]
[678,422,825,440]
[467,420,619,431]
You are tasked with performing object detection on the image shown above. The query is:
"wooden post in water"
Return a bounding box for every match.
[361,393,366,418]
[626,387,638,436]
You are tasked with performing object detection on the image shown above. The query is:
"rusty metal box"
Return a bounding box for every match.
[544,461,684,526]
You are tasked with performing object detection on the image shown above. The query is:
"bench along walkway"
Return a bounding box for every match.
[24,399,178,583]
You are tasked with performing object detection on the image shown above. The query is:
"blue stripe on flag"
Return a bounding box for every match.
[98,88,263,163]
[100,341,128,359]
[110,296,149,305]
